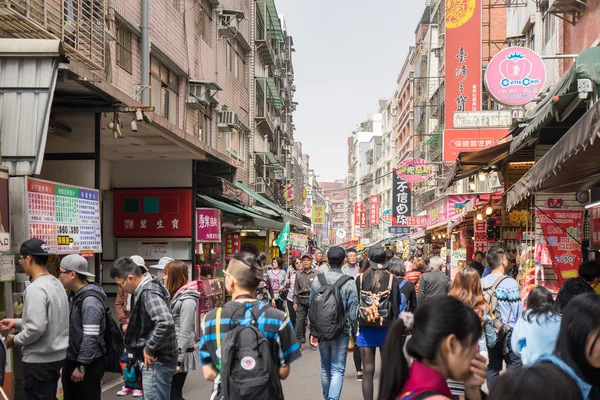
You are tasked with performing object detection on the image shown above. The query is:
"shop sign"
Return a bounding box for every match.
[389,226,411,235]
[301,205,312,217]
[485,47,546,107]
[382,209,393,223]
[0,255,15,282]
[312,205,325,225]
[138,242,172,260]
[443,128,507,162]
[196,208,222,242]
[28,178,102,254]
[0,170,9,252]
[591,205,600,249]
[474,219,487,254]
[392,173,412,226]
[453,111,512,129]
[305,186,313,199]
[221,180,244,203]
[359,211,367,228]
[427,198,447,226]
[225,233,241,260]
[537,209,584,284]
[113,189,193,238]
[354,202,364,226]
[290,233,308,249]
[369,195,380,226]
[508,210,529,227]
[448,195,477,218]
[336,229,347,239]
[395,159,434,183]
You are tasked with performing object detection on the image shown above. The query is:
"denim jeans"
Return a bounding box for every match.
[486,341,521,388]
[319,333,349,400]
[141,361,176,400]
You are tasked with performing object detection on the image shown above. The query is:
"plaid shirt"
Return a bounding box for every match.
[125,277,178,366]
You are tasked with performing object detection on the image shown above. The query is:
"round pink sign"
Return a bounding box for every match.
[485,47,546,107]
[396,158,434,183]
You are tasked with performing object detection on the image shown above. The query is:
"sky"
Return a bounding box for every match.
[275,0,427,182]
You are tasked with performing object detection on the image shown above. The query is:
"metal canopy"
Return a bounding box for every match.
[234,181,303,227]
[256,0,284,41]
[197,194,284,231]
[256,77,283,108]
[0,39,63,176]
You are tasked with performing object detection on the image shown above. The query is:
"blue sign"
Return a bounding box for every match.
[389,226,410,235]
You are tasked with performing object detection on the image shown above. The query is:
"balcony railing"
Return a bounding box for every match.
[0,0,105,70]
[256,1,282,66]
[256,78,282,140]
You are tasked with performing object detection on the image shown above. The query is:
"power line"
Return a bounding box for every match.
[319,170,396,194]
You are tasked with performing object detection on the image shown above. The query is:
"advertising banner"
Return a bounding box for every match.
[354,202,364,226]
[536,209,584,284]
[591,205,600,249]
[426,198,447,227]
[290,233,308,249]
[389,226,411,235]
[369,195,380,226]
[224,233,241,260]
[395,159,434,183]
[360,211,367,228]
[474,219,487,254]
[443,128,507,162]
[312,205,325,225]
[392,172,412,226]
[196,208,221,242]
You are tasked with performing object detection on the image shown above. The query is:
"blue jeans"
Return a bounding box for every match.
[319,333,349,400]
[141,361,176,400]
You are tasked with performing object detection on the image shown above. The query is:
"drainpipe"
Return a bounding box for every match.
[249,0,256,194]
[141,0,150,105]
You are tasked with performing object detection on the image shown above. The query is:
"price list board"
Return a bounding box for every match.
[27,178,102,254]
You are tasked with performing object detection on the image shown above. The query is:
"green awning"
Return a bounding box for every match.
[426,132,441,146]
[256,77,283,108]
[510,46,600,153]
[256,152,281,169]
[234,182,303,227]
[256,1,284,41]
[197,194,284,230]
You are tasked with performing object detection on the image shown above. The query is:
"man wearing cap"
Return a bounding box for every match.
[309,246,358,400]
[58,254,106,400]
[293,253,318,348]
[0,239,69,400]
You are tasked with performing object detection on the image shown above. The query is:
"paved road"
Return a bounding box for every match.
[102,343,379,399]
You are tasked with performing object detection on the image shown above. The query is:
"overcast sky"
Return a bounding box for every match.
[275,0,426,182]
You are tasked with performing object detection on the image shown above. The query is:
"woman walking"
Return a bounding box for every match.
[405,258,426,294]
[164,261,200,400]
[285,258,303,330]
[267,257,287,311]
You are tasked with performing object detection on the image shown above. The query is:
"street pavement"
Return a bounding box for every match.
[102,343,378,399]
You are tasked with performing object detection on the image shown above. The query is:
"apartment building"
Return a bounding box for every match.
[321,180,349,244]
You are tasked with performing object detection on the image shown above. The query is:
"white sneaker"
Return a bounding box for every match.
[132,390,143,398]
[117,386,133,396]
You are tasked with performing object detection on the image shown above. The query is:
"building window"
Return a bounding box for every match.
[150,57,179,125]
[172,0,181,11]
[201,0,213,47]
[226,41,246,83]
[226,129,245,158]
[543,13,555,46]
[199,110,212,146]
[116,24,132,74]
[526,24,535,50]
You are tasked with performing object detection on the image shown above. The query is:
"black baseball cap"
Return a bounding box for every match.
[327,246,346,266]
[368,245,388,270]
[20,238,51,256]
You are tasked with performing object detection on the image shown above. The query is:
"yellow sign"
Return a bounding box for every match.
[446,0,477,29]
[357,244,364,251]
[312,205,325,225]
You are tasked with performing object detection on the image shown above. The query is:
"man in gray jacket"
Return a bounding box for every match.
[417,255,451,304]
[58,254,106,400]
[0,238,69,400]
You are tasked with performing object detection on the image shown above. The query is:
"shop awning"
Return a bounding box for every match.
[256,77,283,108]
[505,98,600,210]
[510,46,600,153]
[234,182,303,227]
[442,142,511,191]
[197,194,284,230]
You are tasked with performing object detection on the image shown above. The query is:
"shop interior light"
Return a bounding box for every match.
[241,229,261,233]
[486,204,493,215]
[469,177,476,191]
[130,118,138,132]
[479,171,486,182]
[476,212,483,221]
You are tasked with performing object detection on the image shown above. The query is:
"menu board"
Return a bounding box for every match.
[27,178,102,254]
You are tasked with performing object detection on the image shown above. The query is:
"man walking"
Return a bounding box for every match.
[294,253,318,349]
[110,257,177,400]
[0,238,69,400]
[417,255,451,304]
[481,247,523,386]
[310,246,358,400]
[470,251,486,277]
[58,254,106,400]
[341,248,360,278]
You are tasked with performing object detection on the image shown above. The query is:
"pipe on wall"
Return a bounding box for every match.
[141,0,150,105]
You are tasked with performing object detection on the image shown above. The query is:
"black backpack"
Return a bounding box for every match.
[220,306,283,400]
[309,274,354,341]
[76,290,124,373]
[357,272,395,327]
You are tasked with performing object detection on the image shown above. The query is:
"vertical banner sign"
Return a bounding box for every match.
[536,209,584,284]
[369,195,380,226]
[312,205,325,225]
[474,219,487,254]
[224,233,241,260]
[196,208,222,242]
[360,211,367,228]
[354,202,364,226]
[591,205,600,249]
[392,172,412,226]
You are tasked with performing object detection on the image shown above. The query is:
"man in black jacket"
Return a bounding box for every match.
[469,251,486,277]
[417,256,451,304]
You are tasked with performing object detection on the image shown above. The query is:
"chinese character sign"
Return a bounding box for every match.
[360,211,367,228]
[396,159,435,183]
[225,233,241,260]
[369,195,380,226]
[591,206,600,249]
[196,208,221,242]
[392,172,412,226]
[312,205,325,225]
[474,220,487,254]
[354,202,364,226]
[537,209,584,285]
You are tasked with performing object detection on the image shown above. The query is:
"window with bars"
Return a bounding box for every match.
[116,24,132,74]
[150,57,179,125]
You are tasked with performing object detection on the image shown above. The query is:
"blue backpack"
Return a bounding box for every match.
[398,279,409,313]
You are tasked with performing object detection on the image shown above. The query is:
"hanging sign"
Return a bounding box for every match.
[354,202,364,226]
[301,205,312,217]
[369,195,380,226]
[312,205,325,225]
[392,172,412,226]
[396,159,434,183]
[536,209,584,284]
[225,233,241,260]
[360,211,367,228]
[290,233,308,249]
[474,219,487,254]
[485,46,546,107]
[591,205,600,249]
[196,208,222,242]
[389,226,411,235]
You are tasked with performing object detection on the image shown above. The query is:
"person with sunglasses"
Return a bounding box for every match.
[0,238,69,400]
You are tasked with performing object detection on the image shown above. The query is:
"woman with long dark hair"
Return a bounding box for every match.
[378,296,487,400]
[285,258,303,331]
[267,257,286,311]
[537,293,600,399]
[511,285,561,366]
[164,261,200,400]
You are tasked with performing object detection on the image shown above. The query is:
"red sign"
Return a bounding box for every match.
[474,219,487,254]
[591,205,600,249]
[360,211,367,228]
[536,209,584,285]
[393,216,426,227]
[369,195,380,226]
[113,189,193,237]
[225,233,241,260]
[354,202,364,226]
[196,208,221,242]
[443,129,507,162]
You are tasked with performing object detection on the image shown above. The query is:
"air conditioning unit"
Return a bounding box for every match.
[291,85,296,92]
[254,181,267,194]
[187,81,212,109]
[218,110,239,132]
[219,11,242,38]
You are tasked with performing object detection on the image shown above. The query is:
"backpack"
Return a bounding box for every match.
[401,390,443,400]
[309,274,354,341]
[357,272,395,327]
[220,306,283,400]
[76,291,125,373]
[398,279,409,313]
[482,276,510,342]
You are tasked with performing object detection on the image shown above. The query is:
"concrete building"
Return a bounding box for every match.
[321,180,349,244]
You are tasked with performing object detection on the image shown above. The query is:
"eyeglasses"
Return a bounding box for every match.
[57,269,70,276]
